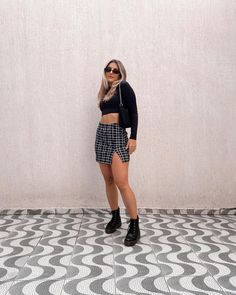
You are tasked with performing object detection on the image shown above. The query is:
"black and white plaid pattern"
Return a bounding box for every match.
[95,122,130,164]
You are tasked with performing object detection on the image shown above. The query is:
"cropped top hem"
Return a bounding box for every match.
[101,109,119,115]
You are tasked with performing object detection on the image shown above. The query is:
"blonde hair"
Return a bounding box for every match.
[97,59,127,107]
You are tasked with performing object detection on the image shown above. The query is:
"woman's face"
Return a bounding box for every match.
[104,62,121,85]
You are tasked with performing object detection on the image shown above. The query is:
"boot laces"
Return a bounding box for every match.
[127,218,139,232]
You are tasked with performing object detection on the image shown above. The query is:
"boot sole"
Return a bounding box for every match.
[124,234,140,246]
[105,222,122,234]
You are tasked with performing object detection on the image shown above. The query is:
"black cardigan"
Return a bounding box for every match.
[99,81,138,140]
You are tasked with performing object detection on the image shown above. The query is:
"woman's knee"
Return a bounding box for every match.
[104,175,115,185]
[99,163,114,184]
[115,180,129,191]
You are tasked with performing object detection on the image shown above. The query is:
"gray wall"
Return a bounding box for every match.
[0,0,235,210]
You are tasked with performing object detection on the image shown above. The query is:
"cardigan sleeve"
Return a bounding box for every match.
[120,81,138,140]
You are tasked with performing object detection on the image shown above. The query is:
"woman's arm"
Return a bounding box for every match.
[120,81,138,140]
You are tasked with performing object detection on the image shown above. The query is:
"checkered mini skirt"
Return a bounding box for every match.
[95,122,130,164]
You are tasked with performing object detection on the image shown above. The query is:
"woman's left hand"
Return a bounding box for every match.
[126,139,137,154]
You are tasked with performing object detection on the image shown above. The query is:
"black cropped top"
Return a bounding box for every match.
[99,81,138,140]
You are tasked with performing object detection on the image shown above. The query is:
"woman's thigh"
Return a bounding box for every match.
[111,152,129,189]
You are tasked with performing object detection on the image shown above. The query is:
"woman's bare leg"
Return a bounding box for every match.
[111,152,138,219]
[99,163,119,210]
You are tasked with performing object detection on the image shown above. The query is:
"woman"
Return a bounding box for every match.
[95,59,140,246]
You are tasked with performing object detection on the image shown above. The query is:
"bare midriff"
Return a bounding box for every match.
[100,113,119,124]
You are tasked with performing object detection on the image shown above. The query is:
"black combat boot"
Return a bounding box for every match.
[124,215,140,246]
[105,207,122,234]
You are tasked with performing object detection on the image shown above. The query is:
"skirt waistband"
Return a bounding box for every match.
[99,122,119,126]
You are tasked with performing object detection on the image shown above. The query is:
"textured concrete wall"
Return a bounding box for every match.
[0,0,236,209]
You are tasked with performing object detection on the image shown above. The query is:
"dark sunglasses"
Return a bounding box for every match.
[104,66,120,75]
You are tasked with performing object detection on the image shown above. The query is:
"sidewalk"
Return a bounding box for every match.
[0,210,235,294]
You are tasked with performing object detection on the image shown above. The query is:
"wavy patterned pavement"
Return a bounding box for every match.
[0,210,235,294]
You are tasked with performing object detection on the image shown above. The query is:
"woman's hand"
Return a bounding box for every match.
[125,139,137,154]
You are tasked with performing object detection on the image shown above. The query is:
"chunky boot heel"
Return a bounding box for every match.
[105,207,122,234]
[124,215,140,246]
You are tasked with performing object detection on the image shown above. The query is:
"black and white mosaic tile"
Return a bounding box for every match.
[0,210,236,294]
[1,207,236,216]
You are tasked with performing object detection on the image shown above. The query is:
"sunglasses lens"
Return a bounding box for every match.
[104,67,111,73]
[113,69,120,74]
[104,67,120,75]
